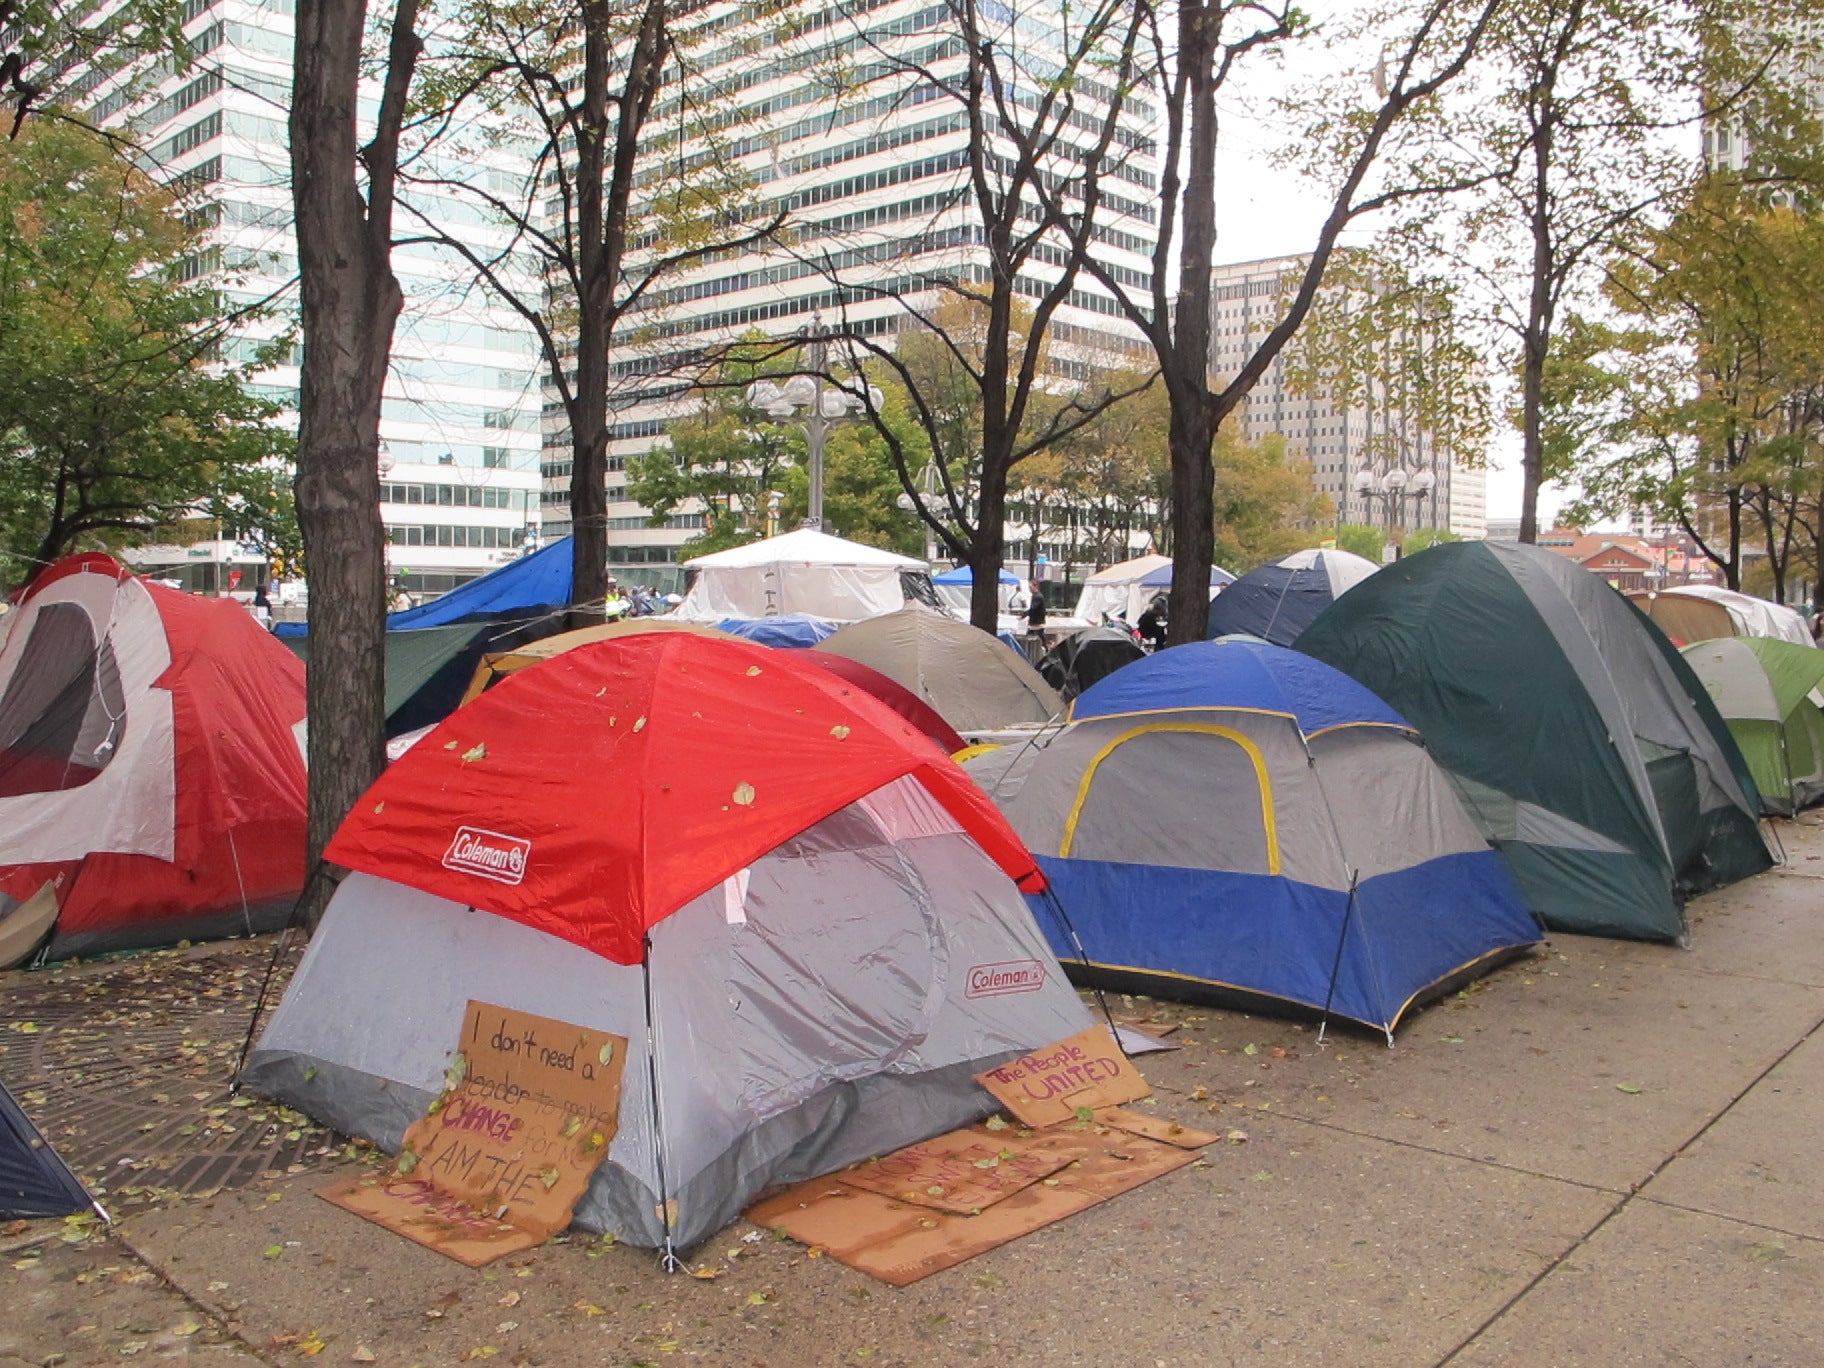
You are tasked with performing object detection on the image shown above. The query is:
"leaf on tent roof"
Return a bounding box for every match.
[830,725,850,740]
[461,743,487,764]
[633,716,647,732]
[733,782,756,806]
[746,666,762,676]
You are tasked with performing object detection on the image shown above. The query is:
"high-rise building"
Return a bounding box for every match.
[1207,253,1479,539]
[538,0,1160,574]
[1704,17,1823,178]
[87,0,544,598]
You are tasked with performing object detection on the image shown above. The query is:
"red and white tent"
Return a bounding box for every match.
[246,634,1089,1250]
[0,554,308,963]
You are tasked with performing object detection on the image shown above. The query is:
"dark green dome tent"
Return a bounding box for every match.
[1296,541,1769,942]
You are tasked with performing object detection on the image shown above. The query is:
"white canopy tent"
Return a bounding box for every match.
[1073,554,1233,626]
[671,528,931,622]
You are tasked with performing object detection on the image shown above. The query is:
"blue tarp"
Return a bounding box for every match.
[1070,639,1406,736]
[932,566,1020,585]
[387,536,574,629]
[272,537,574,639]
[715,615,838,648]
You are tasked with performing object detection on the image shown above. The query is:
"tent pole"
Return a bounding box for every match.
[230,859,334,1094]
[641,934,681,1272]
[1036,885,1127,1054]
[1316,874,1361,1049]
[225,828,254,938]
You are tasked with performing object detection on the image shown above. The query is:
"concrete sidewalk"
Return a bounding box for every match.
[5,819,1823,1367]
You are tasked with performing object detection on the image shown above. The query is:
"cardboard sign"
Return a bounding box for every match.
[320,1001,628,1263]
[750,1119,1199,1286]
[318,1174,544,1268]
[833,1127,1077,1214]
[972,1027,1150,1128]
[401,1002,629,1239]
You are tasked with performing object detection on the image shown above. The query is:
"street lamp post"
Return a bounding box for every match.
[897,459,941,563]
[745,324,882,531]
[1350,465,1438,537]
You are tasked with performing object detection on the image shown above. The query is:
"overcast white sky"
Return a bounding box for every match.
[1202,30,1569,526]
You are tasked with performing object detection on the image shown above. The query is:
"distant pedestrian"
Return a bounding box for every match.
[1138,596,1168,651]
[250,583,273,629]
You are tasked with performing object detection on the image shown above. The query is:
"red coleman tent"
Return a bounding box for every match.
[790,649,968,754]
[0,554,307,963]
[327,632,1042,965]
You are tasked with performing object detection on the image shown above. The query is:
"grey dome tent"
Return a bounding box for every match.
[817,608,1063,732]
[1297,541,1769,942]
[1,1078,98,1220]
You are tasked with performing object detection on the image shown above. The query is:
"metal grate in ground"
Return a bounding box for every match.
[0,937,335,1211]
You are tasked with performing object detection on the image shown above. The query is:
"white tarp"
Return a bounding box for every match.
[672,528,928,622]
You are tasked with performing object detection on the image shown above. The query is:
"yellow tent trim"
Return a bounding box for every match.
[1059,721,1279,874]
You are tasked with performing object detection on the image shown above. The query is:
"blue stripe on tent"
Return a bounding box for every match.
[1071,639,1407,736]
[1034,849,1535,1032]
[716,615,837,648]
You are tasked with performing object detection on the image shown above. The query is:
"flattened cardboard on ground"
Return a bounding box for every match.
[318,1001,628,1264]
[319,1174,544,1268]
[832,1125,1079,1214]
[748,1119,1201,1286]
[1094,1106,1219,1149]
[973,1026,1151,1128]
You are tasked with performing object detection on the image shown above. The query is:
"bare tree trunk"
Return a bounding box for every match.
[1517,119,1555,546]
[1161,2,1219,644]
[970,458,1008,632]
[291,0,420,903]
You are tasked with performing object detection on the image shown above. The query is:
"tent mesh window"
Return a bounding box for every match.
[0,602,126,798]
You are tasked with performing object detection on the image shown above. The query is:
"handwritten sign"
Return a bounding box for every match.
[320,1001,628,1262]
[972,1026,1149,1128]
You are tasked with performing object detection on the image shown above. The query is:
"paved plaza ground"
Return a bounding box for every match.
[4,818,1822,1367]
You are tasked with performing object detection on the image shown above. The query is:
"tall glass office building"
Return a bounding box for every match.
[87,0,544,597]
[538,0,1161,573]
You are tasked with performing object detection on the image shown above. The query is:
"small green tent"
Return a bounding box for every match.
[1297,541,1769,942]
[1681,637,1824,816]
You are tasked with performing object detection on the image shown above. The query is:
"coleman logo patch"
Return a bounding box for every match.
[442,827,531,885]
[966,960,1047,999]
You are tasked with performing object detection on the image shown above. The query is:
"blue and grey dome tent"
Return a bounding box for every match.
[965,640,1540,1038]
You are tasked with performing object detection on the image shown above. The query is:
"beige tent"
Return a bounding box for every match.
[817,608,1063,732]
[460,619,735,703]
[1628,586,1812,647]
